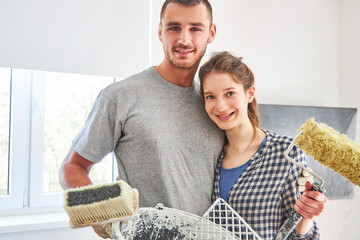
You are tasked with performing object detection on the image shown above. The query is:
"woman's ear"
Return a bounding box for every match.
[248,85,256,103]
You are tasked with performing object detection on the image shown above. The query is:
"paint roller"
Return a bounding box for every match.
[275,118,360,240]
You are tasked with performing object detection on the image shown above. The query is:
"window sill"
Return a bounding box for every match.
[0,210,69,234]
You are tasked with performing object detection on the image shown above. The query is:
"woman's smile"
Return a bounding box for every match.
[216,111,235,121]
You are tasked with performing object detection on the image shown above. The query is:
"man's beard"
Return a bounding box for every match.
[165,45,207,69]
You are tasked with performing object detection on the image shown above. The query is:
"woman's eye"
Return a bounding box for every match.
[205,95,214,100]
[226,91,235,96]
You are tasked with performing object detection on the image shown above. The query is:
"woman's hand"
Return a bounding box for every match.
[294,181,328,220]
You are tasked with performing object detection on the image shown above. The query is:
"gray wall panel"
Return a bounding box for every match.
[258,104,357,199]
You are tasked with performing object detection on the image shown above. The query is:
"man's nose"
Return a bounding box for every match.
[178,30,191,45]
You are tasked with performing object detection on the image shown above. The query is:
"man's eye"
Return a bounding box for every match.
[191,27,202,31]
[168,26,180,31]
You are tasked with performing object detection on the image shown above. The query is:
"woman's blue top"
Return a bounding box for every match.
[219,136,267,201]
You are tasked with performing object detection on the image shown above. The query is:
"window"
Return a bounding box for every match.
[40,71,115,192]
[0,68,11,196]
[0,68,117,210]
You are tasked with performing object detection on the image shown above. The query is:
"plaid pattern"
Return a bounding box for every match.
[212,130,320,240]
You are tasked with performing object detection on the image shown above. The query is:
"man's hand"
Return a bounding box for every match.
[92,223,114,239]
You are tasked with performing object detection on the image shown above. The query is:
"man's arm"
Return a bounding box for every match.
[59,145,95,190]
[60,146,115,239]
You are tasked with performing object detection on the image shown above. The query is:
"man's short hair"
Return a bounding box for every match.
[160,0,213,25]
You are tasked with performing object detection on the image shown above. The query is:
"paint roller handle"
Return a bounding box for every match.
[274,209,303,240]
[274,182,325,240]
[284,131,325,188]
[307,181,325,193]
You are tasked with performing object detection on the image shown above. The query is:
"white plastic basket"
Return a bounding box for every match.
[112,198,262,240]
[186,198,262,240]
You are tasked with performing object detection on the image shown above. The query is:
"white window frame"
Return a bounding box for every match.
[0,68,119,212]
[29,70,63,208]
[0,69,32,210]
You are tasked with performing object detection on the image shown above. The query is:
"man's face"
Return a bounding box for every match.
[158,3,216,70]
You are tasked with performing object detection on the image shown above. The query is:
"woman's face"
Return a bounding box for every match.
[202,72,255,131]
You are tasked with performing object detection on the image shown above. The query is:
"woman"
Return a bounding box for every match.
[199,51,327,239]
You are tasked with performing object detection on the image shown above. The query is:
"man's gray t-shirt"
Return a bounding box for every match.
[73,67,225,216]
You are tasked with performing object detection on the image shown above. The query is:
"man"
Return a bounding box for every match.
[59,0,225,235]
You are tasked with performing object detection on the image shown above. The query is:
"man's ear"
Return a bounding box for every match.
[158,23,163,42]
[207,24,216,44]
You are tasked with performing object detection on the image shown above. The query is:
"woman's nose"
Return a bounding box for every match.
[215,99,227,112]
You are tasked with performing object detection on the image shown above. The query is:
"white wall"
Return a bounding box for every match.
[323,0,360,239]
[1,0,359,239]
[0,0,150,239]
[152,0,360,239]
[152,0,339,107]
[0,0,151,78]
[338,0,360,143]
[210,0,339,107]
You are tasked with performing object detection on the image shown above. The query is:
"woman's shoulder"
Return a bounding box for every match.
[263,129,306,163]
[264,129,293,146]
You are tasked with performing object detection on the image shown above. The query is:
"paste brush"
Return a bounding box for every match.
[63,180,139,229]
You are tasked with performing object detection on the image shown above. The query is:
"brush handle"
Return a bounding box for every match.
[274,182,325,240]
[274,209,303,240]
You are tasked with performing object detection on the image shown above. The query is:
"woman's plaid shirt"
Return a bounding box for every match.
[212,130,320,240]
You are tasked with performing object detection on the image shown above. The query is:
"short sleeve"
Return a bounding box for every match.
[72,90,120,163]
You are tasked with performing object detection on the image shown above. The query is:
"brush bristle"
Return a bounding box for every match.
[64,180,137,227]
[294,118,360,186]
